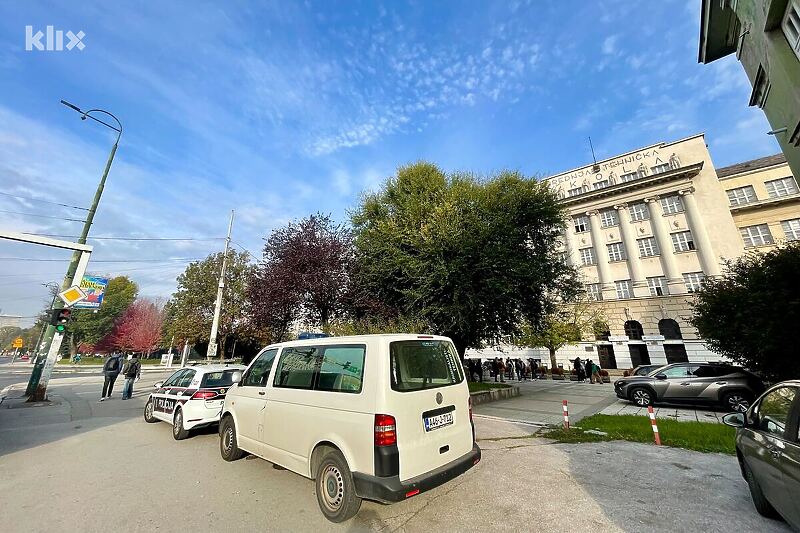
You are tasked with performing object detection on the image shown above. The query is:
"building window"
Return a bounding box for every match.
[740,224,774,247]
[683,272,706,292]
[585,283,602,301]
[783,0,800,62]
[749,64,771,108]
[600,208,618,228]
[658,319,682,340]
[579,247,596,266]
[607,242,626,262]
[629,202,650,222]
[638,237,659,257]
[573,215,589,233]
[764,176,799,198]
[671,231,696,252]
[726,185,757,206]
[615,280,632,299]
[781,218,800,241]
[593,180,610,190]
[650,163,671,174]
[660,195,685,215]
[647,276,668,296]
[624,320,644,340]
[620,172,638,183]
[568,186,584,197]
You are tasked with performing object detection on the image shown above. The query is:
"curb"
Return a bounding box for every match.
[470,385,521,405]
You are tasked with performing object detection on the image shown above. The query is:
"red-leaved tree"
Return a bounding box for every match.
[109,299,164,355]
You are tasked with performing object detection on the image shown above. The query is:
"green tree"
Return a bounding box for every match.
[691,243,800,381]
[350,161,578,358]
[163,251,252,360]
[68,276,138,354]
[514,298,605,369]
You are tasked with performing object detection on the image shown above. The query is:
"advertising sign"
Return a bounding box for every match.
[73,275,109,309]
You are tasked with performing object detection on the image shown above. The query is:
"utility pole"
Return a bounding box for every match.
[26,101,121,401]
[207,210,234,360]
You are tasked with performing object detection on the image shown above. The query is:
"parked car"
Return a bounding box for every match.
[220,334,481,522]
[143,364,246,440]
[723,380,800,530]
[614,362,765,412]
[629,364,664,377]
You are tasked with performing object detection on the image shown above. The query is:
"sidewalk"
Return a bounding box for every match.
[599,399,726,424]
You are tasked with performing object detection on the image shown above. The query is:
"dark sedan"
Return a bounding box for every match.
[723,380,800,530]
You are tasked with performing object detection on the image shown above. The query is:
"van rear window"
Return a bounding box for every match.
[389,340,463,392]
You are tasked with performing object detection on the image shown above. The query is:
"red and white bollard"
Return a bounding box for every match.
[647,406,661,445]
[562,399,570,430]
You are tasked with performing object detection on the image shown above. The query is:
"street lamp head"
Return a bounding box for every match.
[60,99,83,113]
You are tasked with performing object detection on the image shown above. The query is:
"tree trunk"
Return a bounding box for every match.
[549,347,557,370]
[69,334,77,357]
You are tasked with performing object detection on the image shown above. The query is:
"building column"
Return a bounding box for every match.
[679,188,721,277]
[614,203,649,297]
[586,210,616,299]
[562,219,580,268]
[644,196,686,294]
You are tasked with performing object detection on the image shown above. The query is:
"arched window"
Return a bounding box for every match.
[658,319,682,340]
[624,320,644,340]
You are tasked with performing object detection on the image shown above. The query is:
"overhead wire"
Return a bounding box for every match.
[0,191,90,211]
[0,209,86,222]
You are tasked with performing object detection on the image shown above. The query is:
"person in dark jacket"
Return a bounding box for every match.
[100,352,124,401]
[585,359,594,384]
[574,357,586,382]
[121,353,141,400]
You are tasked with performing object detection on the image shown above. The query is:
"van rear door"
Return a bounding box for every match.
[388,339,473,481]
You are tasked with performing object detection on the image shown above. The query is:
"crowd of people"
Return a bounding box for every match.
[465,356,605,383]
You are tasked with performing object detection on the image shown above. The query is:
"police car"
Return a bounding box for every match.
[144,364,245,440]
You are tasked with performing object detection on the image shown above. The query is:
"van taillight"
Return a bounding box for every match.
[374,414,397,447]
[192,390,218,400]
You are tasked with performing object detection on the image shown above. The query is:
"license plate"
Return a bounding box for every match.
[424,412,454,432]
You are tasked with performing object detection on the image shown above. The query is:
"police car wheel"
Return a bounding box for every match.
[315,449,361,523]
[172,408,190,440]
[143,398,158,423]
[220,416,245,461]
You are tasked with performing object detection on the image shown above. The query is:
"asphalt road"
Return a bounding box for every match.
[0,373,790,533]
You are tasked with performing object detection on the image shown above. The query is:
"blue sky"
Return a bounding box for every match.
[0,0,779,324]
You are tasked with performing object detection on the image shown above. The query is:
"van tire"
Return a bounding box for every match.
[220,416,245,461]
[172,407,190,440]
[315,449,362,522]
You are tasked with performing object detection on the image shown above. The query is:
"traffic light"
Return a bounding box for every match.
[50,308,72,332]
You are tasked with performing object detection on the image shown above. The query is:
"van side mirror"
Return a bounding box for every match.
[231,370,243,384]
[655,374,667,380]
[153,381,163,388]
[722,412,746,428]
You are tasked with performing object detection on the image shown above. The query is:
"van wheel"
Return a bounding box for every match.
[143,398,158,423]
[172,408,190,440]
[220,416,245,461]
[630,387,654,407]
[315,449,362,523]
[743,460,779,518]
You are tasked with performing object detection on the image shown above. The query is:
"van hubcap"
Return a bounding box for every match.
[320,465,344,511]
[223,427,233,452]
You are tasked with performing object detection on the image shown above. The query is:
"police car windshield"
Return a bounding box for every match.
[200,370,238,388]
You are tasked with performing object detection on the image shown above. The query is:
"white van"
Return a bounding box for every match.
[219,334,481,522]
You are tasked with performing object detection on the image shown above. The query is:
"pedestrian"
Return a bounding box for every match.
[592,361,602,384]
[499,358,506,383]
[529,358,538,379]
[585,359,594,384]
[100,352,123,401]
[121,353,141,400]
[492,358,499,382]
[574,357,586,382]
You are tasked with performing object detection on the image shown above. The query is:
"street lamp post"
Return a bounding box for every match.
[26,101,122,400]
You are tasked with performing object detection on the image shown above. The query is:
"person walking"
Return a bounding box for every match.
[585,359,594,384]
[574,357,586,382]
[100,352,123,401]
[492,358,499,382]
[498,358,506,383]
[121,353,141,400]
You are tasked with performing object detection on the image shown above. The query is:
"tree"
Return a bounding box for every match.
[691,243,800,381]
[514,298,605,369]
[108,299,164,355]
[350,161,578,358]
[162,251,252,359]
[68,276,138,355]
[248,213,352,334]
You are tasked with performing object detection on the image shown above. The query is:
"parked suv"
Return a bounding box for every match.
[614,362,764,412]
[219,334,481,522]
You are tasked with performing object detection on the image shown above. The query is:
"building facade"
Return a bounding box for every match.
[699,0,800,179]
[520,134,800,371]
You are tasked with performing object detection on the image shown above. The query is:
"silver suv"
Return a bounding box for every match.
[614,363,765,412]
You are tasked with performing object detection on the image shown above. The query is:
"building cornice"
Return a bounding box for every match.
[729,192,800,213]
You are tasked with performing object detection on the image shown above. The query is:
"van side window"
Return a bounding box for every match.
[274,347,318,390]
[242,348,278,387]
[317,345,366,394]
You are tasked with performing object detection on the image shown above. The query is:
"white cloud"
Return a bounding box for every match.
[602,34,618,55]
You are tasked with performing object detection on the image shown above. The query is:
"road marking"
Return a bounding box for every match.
[473,414,549,428]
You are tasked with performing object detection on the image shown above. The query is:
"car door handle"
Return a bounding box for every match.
[258,391,266,396]
[680,382,691,386]
[715,381,727,385]
[769,447,781,459]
